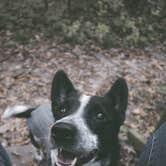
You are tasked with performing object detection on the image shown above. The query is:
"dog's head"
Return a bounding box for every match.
[50,70,128,166]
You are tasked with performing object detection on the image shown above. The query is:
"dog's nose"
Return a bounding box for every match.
[51,122,77,144]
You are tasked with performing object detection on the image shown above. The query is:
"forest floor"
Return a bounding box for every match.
[0,31,166,166]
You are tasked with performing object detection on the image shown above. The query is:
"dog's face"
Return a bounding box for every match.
[50,70,128,166]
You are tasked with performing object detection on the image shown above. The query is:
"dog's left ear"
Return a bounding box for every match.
[51,70,77,107]
[104,78,128,123]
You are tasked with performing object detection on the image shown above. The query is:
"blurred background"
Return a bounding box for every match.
[0,0,166,165]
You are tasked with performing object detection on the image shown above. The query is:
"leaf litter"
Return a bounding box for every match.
[0,31,166,165]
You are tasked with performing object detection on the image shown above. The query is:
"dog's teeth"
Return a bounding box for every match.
[71,157,77,166]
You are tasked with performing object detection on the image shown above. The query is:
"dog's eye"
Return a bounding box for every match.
[96,112,105,120]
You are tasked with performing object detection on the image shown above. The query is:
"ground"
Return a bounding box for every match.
[0,31,166,166]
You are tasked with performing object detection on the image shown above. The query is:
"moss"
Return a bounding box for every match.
[95,23,110,41]
[0,0,165,47]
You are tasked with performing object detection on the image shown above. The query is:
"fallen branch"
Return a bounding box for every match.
[127,129,146,153]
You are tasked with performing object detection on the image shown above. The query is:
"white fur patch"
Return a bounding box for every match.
[51,149,59,166]
[2,105,30,119]
[74,95,98,151]
[35,149,44,162]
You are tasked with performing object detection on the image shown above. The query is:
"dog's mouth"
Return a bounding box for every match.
[56,148,97,166]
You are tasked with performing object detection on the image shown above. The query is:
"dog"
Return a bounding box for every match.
[3,70,128,166]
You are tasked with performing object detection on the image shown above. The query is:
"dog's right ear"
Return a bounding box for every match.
[51,70,77,110]
[104,78,128,124]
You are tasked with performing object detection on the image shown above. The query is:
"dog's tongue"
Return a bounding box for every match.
[58,149,77,166]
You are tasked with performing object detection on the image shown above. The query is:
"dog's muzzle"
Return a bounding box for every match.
[51,122,98,166]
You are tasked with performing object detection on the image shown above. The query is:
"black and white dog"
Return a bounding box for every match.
[3,70,128,166]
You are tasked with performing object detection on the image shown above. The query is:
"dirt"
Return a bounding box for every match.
[0,31,166,165]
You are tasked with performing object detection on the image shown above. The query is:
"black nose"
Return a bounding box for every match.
[51,122,77,144]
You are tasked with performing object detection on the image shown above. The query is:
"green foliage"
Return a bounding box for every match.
[0,0,165,47]
[14,30,32,44]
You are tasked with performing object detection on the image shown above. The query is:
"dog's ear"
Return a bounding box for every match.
[51,70,77,107]
[104,78,128,123]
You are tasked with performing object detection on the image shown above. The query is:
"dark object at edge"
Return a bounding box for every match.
[0,143,12,166]
[137,122,166,166]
